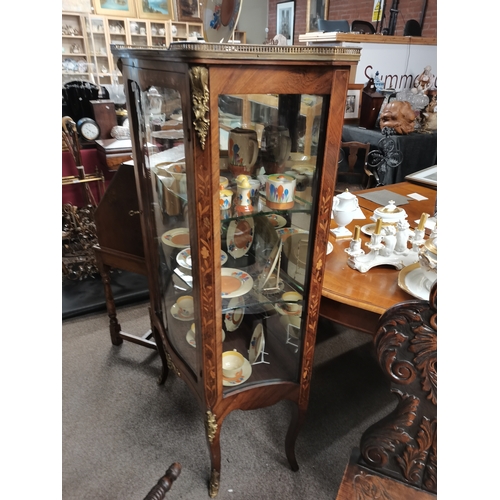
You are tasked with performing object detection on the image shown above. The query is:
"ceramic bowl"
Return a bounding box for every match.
[222,351,245,378]
[371,200,407,226]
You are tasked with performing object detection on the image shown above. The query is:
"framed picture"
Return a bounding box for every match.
[344,84,363,121]
[276,1,295,46]
[92,0,136,17]
[136,0,174,20]
[175,0,201,22]
[306,0,330,33]
[405,165,437,189]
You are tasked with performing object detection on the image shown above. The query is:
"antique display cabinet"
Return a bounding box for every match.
[113,42,360,497]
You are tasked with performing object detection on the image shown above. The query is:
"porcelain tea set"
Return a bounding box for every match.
[331,190,437,282]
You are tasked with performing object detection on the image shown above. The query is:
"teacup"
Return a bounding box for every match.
[172,295,194,319]
[222,350,245,379]
[228,127,259,176]
[265,174,296,210]
[189,323,225,344]
[282,291,303,313]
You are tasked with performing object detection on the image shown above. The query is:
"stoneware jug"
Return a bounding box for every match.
[261,125,292,174]
[228,127,259,176]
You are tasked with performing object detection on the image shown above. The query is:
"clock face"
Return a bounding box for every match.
[77,117,100,141]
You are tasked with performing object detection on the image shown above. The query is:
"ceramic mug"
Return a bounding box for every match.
[228,128,259,176]
[261,125,292,174]
[265,174,296,210]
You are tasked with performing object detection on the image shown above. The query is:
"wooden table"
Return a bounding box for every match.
[320,182,437,334]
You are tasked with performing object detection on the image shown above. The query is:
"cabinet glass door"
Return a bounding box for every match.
[217,92,326,390]
[133,82,198,376]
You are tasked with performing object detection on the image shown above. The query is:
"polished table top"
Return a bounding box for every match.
[321,182,437,333]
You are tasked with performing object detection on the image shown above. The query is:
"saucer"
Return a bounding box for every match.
[222,357,252,386]
[326,241,333,255]
[176,247,228,270]
[266,213,287,228]
[275,302,302,316]
[398,263,434,300]
[170,303,194,321]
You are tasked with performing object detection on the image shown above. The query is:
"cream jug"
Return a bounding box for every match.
[228,128,259,176]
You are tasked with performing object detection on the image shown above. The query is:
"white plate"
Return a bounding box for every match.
[224,296,245,332]
[360,223,376,236]
[223,357,252,386]
[398,263,434,300]
[203,0,243,43]
[226,218,255,259]
[176,248,228,269]
[275,227,308,242]
[170,303,194,322]
[248,323,265,364]
[162,228,190,248]
[256,239,282,290]
[221,268,254,298]
[266,214,287,229]
[326,241,333,255]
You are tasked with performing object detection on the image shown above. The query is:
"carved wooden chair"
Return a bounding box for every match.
[336,283,437,500]
[143,463,181,500]
[335,141,376,194]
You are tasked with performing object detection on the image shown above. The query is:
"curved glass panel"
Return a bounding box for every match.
[218,93,325,391]
[135,83,199,377]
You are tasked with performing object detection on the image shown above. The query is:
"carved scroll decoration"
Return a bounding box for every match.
[189,66,210,150]
[205,410,217,444]
[352,470,395,500]
[361,390,418,468]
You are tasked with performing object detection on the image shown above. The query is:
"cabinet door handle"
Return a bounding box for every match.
[129,210,141,216]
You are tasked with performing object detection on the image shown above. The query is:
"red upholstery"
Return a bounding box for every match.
[62,149,111,206]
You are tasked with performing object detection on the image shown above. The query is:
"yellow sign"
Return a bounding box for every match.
[372,0,384,22]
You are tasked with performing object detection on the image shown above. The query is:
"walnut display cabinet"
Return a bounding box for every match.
[113,42,360,497]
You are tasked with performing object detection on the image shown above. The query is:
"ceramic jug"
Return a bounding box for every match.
[261,125,292,174]
[228,128,259,176]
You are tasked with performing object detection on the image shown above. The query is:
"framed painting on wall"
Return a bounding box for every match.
[175,0,201,22]
[344,84,363,121]
[306,0,330,33]
[92,0,136,17]
[136,0,174,20]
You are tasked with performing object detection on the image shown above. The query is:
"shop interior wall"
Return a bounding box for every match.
[267,0,437,43]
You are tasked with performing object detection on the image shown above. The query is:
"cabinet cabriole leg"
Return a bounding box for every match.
[285,402,306,472]
[205,410,221,497]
